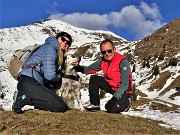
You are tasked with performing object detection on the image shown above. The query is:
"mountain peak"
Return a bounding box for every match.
[0,19,126,50]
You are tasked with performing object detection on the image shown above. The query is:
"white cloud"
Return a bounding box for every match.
[109,5,145,29]
[48,12,109,30]
[48,2,165,40]
[139,1,162,20]
[108,4,165,39]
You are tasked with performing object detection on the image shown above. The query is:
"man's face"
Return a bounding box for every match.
[101,42,116,61]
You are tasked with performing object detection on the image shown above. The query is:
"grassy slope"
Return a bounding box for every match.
[0,109,179,135]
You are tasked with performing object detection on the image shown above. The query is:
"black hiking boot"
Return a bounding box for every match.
[12,91,32,114]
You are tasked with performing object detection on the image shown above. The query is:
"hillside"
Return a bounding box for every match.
[0,18,180,133]
[135,18,180,61]
[131,18,180,112]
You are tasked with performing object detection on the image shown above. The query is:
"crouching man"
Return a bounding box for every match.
[74,39,133,113]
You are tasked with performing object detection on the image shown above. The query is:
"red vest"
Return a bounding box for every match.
[101,53,133,94]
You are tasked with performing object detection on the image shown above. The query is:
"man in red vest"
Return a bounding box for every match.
[74,39,133,113]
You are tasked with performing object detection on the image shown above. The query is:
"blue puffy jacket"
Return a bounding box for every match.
[20,37,61,84]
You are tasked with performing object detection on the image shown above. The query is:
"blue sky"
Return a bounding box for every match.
[1,0,180,41]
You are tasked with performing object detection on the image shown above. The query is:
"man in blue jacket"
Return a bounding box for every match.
[12,32,72,114]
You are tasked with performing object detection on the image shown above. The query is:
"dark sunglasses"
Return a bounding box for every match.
[101,49,113,55]
[61,36,71,46]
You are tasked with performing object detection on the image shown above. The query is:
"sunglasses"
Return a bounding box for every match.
[101,49,113,55]
[61,36,71,46]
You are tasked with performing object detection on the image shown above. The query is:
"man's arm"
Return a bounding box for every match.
[113,59,130,100]
[74,57,102,74]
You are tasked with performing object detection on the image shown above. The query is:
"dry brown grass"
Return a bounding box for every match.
[148,71,171,91]
[75,45,91,57]
[134,18,180,62]
[0,109,179,135]
[131,97,180,113]
[130,89,149,109]
[160,74,180,96]
[149,99,180,112]
[170,92,180,101]
[131,97,149,110]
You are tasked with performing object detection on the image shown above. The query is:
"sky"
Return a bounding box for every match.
[1,0,180,41]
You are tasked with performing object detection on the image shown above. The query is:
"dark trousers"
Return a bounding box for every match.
[89,75,130,112]
[89,75,115,105]
[17,75,68,112]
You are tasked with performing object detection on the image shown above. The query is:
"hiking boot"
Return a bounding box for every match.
[84,104,100,111]
[12,91,32,114]
[124,98,131,112]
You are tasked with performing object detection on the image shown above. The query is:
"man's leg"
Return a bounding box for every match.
[88,75,114,105]
[85,75,115,111]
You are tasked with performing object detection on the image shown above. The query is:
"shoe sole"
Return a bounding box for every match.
[13,91,18,103]
[89,110,100,112]
[85,108,100,112]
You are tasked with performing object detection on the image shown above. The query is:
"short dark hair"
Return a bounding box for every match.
[100,39,114,50]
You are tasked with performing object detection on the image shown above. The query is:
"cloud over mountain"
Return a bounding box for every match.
[48,1,165,40]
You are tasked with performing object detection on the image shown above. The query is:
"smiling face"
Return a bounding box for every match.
[100,41,116,61]
[58,36,71,51]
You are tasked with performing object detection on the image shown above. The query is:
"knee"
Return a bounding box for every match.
[90,75,99,83]
[56,101,68,112]
[105,97,131,113]
[58,106,68,112]
[53,103,68,112]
